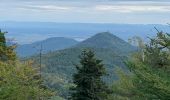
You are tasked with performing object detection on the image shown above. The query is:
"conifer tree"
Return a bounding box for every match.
[126,31,170,99]
[70,50,109,100]
[109,31,170,100]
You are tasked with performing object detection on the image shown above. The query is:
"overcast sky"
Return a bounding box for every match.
[0,0,170,24]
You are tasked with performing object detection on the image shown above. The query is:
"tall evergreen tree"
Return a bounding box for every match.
[70,50,109,100]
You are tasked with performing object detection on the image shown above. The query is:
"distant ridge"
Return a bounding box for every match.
[16,37,79,57]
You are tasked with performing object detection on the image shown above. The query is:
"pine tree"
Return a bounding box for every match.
[70,50,109,100]
[109,31,170,100]
[126,31,170,99]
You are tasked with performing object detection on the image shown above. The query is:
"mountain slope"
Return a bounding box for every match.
[16,37,79,57]
[41,32,136,80]
[32,32,136,98]
[75,32,135,54]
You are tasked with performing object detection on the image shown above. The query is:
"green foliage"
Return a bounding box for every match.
[0,30,16,61]
[0,30,54,100]
[108,68,144,100]
[0,30,6,45]
[49,96,65,100]
[110,32,170,100]
[69,50,110,100]
[0,60,54,100]
[126,32,170,99]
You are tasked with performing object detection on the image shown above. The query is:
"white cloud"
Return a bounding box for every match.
[0,0,170,24]
[95,5,170,13]
[20,5,74,11]
[19,3,170,14]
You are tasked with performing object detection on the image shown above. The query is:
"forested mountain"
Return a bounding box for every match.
[75,32,135,54]
[16,37,78,57]
[31,32,136,98]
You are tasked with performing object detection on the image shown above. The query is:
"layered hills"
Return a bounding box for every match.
[30,32,136,98]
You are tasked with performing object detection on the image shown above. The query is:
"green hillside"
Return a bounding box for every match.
[31,32,136,98]
[75,32,135,54]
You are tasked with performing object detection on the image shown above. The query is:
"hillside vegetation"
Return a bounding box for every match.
[31,32,136,98]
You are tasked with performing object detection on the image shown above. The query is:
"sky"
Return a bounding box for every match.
[0,0,170,24]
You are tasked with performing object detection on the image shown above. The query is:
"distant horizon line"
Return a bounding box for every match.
[0,21,168,25]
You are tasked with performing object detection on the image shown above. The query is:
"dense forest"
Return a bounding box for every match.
[0,29,170,100]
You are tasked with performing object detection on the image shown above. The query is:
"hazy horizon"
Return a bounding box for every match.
[1,21,169,25]
[1,22,169,44]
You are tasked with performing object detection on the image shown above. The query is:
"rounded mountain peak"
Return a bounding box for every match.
[74,32,136,54]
